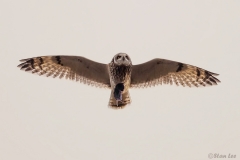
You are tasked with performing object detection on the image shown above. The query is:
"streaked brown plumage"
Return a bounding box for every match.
[18,53,220,109]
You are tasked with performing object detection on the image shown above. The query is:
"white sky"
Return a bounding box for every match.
[0,0,240,160]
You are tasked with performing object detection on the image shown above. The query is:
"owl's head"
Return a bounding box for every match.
[113,53,132,66]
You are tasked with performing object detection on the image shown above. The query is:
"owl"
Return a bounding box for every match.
[18,53,220,109]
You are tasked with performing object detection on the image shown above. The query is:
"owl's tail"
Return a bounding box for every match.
[108,90,131,109]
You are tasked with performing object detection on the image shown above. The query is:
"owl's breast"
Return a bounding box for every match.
[108,63,132,92]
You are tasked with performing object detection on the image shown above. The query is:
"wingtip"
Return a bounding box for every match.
[209,71,219,76]
[209,71,221,83]
[19,58,30,62]
[216,78,221,83]
[17,62,26,68]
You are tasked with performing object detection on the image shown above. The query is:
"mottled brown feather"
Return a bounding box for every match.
[131,58,220,88]
[18,56,111,88]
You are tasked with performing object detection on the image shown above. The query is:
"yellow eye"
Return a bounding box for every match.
[117,56,121,59]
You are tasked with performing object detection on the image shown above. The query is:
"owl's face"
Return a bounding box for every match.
[113,53,132,66]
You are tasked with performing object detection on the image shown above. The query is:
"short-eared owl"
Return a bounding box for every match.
[18,53,220,109]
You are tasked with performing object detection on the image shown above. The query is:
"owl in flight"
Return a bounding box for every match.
[18,53,220,109]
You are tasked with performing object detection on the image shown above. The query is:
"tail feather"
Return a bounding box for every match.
[108,90,131,109]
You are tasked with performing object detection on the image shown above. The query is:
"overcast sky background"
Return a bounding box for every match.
[0,0,240,160]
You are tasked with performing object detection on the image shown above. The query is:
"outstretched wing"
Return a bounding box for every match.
[131,58,220,88]
[18,55,110,88]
